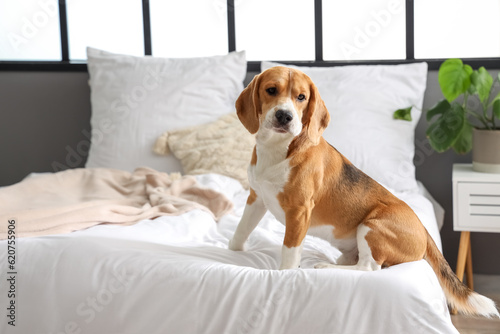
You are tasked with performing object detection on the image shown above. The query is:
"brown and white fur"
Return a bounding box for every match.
[228,66,499,318]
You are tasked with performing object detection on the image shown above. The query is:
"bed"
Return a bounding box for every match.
[0,48,460,334]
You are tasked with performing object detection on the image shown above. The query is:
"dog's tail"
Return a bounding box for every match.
[424,232,499,318]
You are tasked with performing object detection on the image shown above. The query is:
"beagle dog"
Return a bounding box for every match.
[228,66,499,318]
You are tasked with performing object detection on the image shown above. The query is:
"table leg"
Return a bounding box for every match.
[452,231,471,315]
[465,239,474,290]
[456,231,470,282]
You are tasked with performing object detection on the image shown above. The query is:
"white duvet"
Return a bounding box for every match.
[1,173,458,334]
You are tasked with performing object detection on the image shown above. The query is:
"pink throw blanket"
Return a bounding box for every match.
[0,167,233,239]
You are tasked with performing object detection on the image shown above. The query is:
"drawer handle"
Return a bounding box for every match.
[470,194,500,197]
[471,213,500,217]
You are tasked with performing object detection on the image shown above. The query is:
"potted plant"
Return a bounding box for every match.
[394,58,500,173]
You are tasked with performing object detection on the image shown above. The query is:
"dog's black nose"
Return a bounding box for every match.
[275,110,293,125]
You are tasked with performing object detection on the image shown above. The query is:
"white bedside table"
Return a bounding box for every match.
[452,163,500,291]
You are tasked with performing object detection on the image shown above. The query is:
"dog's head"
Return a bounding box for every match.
[236,66,330,145]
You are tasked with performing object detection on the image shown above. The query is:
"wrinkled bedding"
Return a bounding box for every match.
[0,173,458,334]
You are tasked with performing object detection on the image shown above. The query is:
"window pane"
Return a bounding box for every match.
[415,0,500,59]
[322,0,406,61]
[235,0,315,61]
[0,0,61,60]
[67,0,144,60]
[150,0,228,58]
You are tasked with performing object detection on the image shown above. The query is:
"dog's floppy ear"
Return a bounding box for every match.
[303,82,330,145]
[236,74,262,134]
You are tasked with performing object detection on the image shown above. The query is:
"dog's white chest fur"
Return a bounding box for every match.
[248,136,292,224]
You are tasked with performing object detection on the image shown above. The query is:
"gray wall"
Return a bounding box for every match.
[0,72,91,182]
[417,70,500,275]
[0,69,499,274]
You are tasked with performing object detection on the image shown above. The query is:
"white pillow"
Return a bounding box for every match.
[261,61,427,193]
[85,47,247,173]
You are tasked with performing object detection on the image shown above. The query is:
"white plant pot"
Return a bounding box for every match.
[472,128,500,173]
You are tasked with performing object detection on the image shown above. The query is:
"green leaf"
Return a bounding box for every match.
[493,99,500,119]
[426,99,451,122]
[426,103,465,152]
[438,59,473,102]
[393,107,413,121]
[470,67,493,103]
[451,121,473,154]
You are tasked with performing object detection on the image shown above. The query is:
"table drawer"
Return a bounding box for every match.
[455,182,500,232]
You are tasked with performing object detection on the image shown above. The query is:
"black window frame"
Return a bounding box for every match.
[1,0,500,72]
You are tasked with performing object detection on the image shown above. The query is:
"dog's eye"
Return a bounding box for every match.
[298,94,306,101]
[266,87,277,95]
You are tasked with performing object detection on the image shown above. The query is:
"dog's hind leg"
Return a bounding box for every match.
[315,224,382,271]
[229,189,267,251]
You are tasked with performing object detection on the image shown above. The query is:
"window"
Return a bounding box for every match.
[414,0,500,59]
[150,0,228,58]
[322,0,406,61]
[66,0,144,60]
[235,0,315,61]
[1,0,500,69]
[0,0,61,60]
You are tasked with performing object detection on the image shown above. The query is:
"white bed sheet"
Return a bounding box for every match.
[0,173,458,334]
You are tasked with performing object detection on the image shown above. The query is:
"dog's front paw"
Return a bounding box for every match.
[279,263,300,270]
[314,262,335,269]
[228,239,246,251]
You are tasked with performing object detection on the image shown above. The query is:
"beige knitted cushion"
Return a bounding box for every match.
[154,113,255,189]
